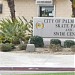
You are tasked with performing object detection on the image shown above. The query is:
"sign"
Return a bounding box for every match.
[36,0,53,5]
[33,17,75,38]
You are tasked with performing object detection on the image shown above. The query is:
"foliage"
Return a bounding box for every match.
[64,40,75,48]
[19,44,27,50]
[10,43,15,49]
[30,36,44,47]
[12,38,20,45]
[0,36,5,43]
[49,44,62,52]
[0,17,32,44]
[71,45,75,52]
[0,43,14,52]
[50,39,61,46]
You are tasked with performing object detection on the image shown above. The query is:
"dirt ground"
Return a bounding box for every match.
[11,47,75,55]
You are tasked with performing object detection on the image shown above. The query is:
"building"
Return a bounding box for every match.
[0,0,72,20]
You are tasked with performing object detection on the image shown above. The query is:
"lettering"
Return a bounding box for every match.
[65,29,72,31]
[62,19,74,23]
[44,19,54,23]
[54,32,65,36]
[67,32,75,36]
[71,24,75,28]
[34,18,75,38]
[55,24,69,28]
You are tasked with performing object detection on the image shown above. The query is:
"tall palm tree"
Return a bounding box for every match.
[70,0,75,17]
[7,0,15,21]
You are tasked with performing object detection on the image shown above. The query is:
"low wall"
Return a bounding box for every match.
[43,38,75,47]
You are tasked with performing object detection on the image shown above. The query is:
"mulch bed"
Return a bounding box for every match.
[10,47,75,55]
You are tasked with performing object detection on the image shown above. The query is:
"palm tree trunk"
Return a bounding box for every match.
[70,0,75,17]
[72,5,75,17]
[7,0,15,21]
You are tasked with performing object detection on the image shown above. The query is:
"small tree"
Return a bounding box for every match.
[7,0,15,21]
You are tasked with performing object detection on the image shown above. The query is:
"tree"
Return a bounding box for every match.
[70,0,75,17]
[7,0,15,21]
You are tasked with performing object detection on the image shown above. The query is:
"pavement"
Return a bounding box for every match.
[0,52,74,68]
[0,52,75,74]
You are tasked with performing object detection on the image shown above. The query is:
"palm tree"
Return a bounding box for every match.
[70,0,75,17]
[7,0,15,21]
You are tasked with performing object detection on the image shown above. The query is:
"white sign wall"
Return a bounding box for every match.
[33,17,75,38]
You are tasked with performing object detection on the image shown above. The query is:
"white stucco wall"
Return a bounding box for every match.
[0,0,10,19]
[0,0,72,20]
[55,0,72,17]
[15,0,37,20]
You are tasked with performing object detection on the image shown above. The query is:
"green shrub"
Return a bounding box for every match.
[30,36,44,47]
[25,36,31,43]
[49,44,62,52]
[64,40,75,48]
[10,43,15,49]
[50,39,61,46]
[71,45,75,52]
[2,40,10,44]
[0,36,5,43]
[19,44,27,50]
[0,43,13,52]
[0,17,33,44]
[12,39,20,45]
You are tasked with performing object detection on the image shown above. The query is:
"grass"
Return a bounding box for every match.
[4,72,75,75]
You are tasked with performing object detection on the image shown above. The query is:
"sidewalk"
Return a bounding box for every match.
[0,52,74,68]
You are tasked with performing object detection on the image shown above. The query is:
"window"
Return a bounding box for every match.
[0,4,3,13]
[40,6,54,17]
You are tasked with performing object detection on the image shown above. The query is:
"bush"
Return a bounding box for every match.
[10,43,15,49]
[0,43,13,52]
[0,17,32,44]
[19,44,27,50]
[30,36,44,47]
[71,45,75,52]
[24,36,31,43]
[50,39,61,46]
[12,39,20,45]
[64,40,75,48]
[49,44,62,52]
[2,40,10,44]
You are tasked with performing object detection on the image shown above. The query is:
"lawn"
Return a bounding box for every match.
[5,72,75,75]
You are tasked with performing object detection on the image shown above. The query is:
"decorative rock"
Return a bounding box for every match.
[26,44,35,52]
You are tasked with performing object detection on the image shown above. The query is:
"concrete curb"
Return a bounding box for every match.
[0,67,75,71]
